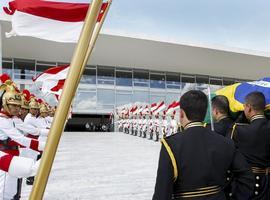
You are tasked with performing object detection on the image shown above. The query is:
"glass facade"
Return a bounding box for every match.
[2,57,252,114]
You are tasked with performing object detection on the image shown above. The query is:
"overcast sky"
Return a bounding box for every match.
[1,0,270,53]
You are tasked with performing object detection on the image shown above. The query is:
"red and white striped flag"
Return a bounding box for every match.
[3,0,109,42]
[150,103,158,112]
[153,101,166,115]
[33,65,69,97]
[166,101,180,115]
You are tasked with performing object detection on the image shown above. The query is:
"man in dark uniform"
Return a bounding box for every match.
[211,95,233,137]
[230,91,270,199]
[152,90,254,200]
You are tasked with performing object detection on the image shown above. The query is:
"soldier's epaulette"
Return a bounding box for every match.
[163,132,180,139]
[230,123,249,139]
[234,123,249,126]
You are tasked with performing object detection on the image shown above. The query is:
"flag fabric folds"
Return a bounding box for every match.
[33,65,69,96]
[215,77,270,113]
[3,0,108,42]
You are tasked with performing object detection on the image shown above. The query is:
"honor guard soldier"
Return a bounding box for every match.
[154,114,160,142]
[153,90,254,200]
[230,92,270,199]
[149,114,154,140]
[142,115,147,138]
[0,78,45,199]
[169,111,178,135]
[138,113,143,137]
[161,111,168,137]
[210,95,233,137]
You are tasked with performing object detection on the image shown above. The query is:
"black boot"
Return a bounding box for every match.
[26,176,35,185]
[155,133,159,142]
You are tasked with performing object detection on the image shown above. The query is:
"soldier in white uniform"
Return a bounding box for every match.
[12,91,48,198]
[0,80,45,199]
[154,114,160,141]
[142,115,147,138]
[22,96,43,185]
[170,111,178,135]
[161,111,168,137]
[45,106,55,126]
[148,114,154,140]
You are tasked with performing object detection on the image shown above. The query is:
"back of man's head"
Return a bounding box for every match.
[245,91,266,112]
[180,90,208,121]
[212,95,229,115]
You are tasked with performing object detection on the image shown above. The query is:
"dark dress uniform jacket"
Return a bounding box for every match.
[231,115,270,199]
[152,122,254,200]
[213,117,234,137]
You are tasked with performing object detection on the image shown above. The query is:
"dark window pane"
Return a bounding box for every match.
[150,74,165,88]
[196,75,209,84]
[166,73,180,88]
[81,68,96,84]
[223,78,235,85]
[182,75,195,83]
[97,66,114,79]
[133,70,149,87]
[134,82,149,87]
[167,85,180,89]
[116,71,132,86]
[97,66,115,85]
[14,59,35,80]
[2,61,13,77]
[133,70,149,80]
[210,79,222,85]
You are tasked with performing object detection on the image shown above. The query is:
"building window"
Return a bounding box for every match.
[150,73,165,89]
[116,70,132,87]
[97,66,115,85]
[2,59,13,77]
[133,70,149,87]
[73,90,97,112]
[36,61,57,77]
[223,78,235,86]
[116,92,132,106]
[166,72,180,89]
[14,58,35,80]
[97,89,115,105]
[81,67,96,84]
[181,74,196,94]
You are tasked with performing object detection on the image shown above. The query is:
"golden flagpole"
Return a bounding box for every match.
[29,0,104,199]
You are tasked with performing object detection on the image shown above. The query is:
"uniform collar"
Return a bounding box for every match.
[216,115,229,122]
[250,114,265,122]
[184,121,204,130]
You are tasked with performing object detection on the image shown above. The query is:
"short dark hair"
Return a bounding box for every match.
[245,91,266,112]
[211,95,229,115]
[180,90,208,121]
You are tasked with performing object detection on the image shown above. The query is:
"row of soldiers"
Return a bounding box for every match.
[0,74,54,200]
[117,111,178,141]
[153,90,270,200]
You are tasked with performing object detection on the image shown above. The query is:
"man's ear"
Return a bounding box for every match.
[180,108,185,119]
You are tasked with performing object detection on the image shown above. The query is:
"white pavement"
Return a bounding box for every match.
[21,132,161,200]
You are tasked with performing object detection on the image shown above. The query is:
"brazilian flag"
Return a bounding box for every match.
[205,77,270,123]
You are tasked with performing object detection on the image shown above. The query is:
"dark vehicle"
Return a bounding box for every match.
[65,114,114,132]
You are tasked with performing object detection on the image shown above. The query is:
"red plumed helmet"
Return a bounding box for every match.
[37,98,43,104]
[0,74,11,84]
[22,89,31,101]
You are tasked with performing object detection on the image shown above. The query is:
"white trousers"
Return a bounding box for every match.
[0,171,17,200]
